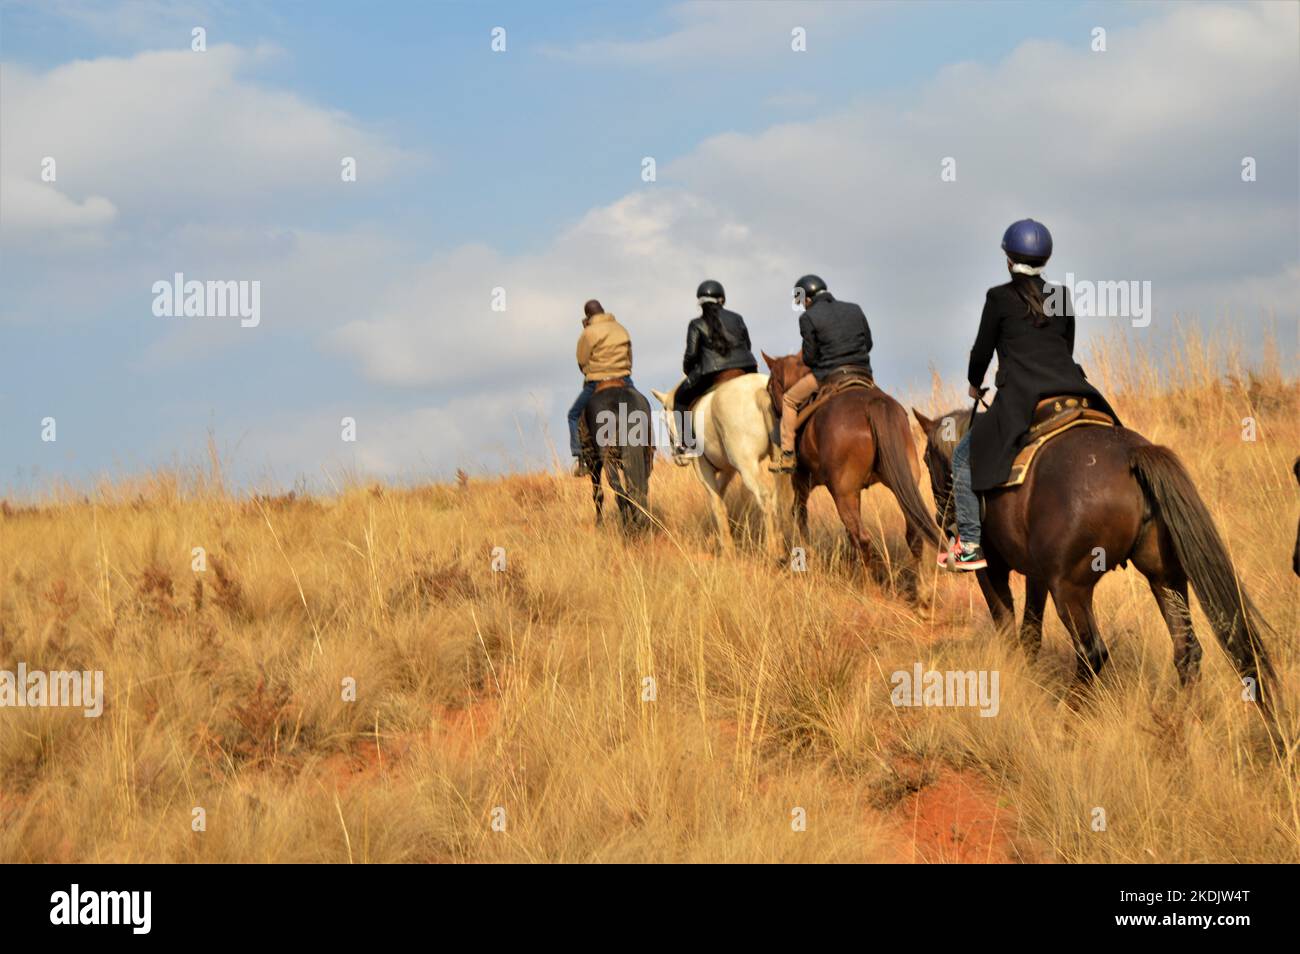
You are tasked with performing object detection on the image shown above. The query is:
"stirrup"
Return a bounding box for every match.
[768,452,797,473]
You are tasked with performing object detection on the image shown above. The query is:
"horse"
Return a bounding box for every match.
[913,406,1281,742]
[1293,457,1299,577]
[579,382,654,533]
[763,352,942,607]
[651,372,782,555]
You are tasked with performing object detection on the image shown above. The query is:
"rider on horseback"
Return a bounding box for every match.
[769,274,874,473]
[569,299,635,477]
[670,280,758,460]
[948,219,1118,570]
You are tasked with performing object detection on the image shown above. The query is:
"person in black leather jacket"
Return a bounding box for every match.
[671,279,757,423]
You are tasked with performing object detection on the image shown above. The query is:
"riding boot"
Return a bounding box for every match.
[769,450,797,473]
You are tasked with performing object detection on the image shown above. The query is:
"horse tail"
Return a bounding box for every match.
[1130,443,1278,719]
[868,399,942,547]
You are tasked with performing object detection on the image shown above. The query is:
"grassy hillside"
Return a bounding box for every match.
[1,327,1297,862]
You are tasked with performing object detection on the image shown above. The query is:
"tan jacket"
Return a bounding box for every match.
[576,312,633,381]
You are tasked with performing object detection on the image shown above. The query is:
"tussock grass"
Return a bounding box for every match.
[0,327,1297,862]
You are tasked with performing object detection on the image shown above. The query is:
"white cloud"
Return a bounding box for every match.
[329,0,1299,417]
[3,2,1295,486]
[0,44,415,241]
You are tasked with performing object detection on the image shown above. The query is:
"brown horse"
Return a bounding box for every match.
[913,406,1280,742]
[763,352,942,606]
[1293,457,1299,577]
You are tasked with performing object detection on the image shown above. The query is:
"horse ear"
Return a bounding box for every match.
[760,350,776,370]
[650,389,668,405]
[911,408,935,433]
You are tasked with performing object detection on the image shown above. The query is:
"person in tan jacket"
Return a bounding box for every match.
[568,299,635,475]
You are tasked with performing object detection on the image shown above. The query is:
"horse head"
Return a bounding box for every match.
[761,351,806,413]
[912,407,969,534]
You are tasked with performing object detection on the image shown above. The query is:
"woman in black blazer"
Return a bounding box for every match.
[948,219,1119,570]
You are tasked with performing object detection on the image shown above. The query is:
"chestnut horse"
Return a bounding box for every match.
[913,406,1281,745]
[763,352,941,606]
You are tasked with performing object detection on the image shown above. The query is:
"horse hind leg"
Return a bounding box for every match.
[830,486,885,583]
[1150,578,1200,687]
[696,459,735,553]
[735,458,781,557]
[589,460,605,526]
[604,455,635,530]
[975,552,1016,640]
[1019,576,1048,661]
[1051,579,1108,684]
[1131,520,1201,686]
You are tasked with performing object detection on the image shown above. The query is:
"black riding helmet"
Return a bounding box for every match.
[696,279,725,304]
[794,274,827,304]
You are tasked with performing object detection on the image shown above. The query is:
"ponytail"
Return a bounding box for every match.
[701,300,734,349]
[1011,272,1048,327]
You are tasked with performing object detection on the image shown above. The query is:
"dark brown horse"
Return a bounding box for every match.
[1293,457,1299,577]
[580,382,654,533]
[913,406,1280,741]
[764,352,942,606]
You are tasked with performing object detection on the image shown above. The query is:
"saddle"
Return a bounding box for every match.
[994,395,1115,489]
[594,377,629,393]
[678,367,748,411]
[791,367,876,433]
[711,367,747,386]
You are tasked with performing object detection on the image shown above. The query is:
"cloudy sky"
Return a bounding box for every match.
[2,0,1296,493]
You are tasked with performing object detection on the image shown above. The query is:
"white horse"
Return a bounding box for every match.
[651,374,783,555]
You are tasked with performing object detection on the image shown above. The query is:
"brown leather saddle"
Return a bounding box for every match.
[678,367,748,411]
[594,377,630,393]
[995,395,1115,488]
[791,367,876,433]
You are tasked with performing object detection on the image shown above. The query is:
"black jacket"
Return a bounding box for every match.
[799,292,873,382]
[683,308,757,378]
[967,279,1120,492]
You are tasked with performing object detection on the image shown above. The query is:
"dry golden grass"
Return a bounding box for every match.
[1,327,1297,863]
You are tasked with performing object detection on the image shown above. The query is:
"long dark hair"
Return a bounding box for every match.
[1010,266,1048,327]
[701,300,734,349]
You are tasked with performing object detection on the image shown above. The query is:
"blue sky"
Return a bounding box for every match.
[1,0,1296,493]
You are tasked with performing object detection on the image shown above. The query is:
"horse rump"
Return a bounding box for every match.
[584,386,654,533]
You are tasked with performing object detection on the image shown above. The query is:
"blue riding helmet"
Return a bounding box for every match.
[1001,219,1053,264]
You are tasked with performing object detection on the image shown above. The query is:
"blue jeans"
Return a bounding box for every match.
[951,431,981,546]
[568,378,634,457]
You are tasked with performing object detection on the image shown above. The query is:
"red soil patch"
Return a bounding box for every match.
[316,697,501,791]
[894,767,1031,863]
[432,697,500,761]
[317,736,399,793]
